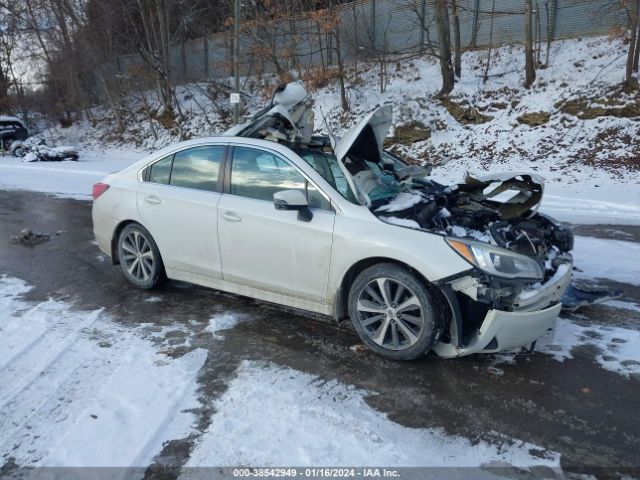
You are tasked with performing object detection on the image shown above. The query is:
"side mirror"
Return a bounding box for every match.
[273,190,313,222]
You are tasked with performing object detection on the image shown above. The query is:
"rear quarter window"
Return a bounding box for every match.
[147,155,173,184]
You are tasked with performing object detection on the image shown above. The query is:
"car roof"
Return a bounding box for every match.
[150,136,299,158]
[122,136,302,177]
[0,115,26,127]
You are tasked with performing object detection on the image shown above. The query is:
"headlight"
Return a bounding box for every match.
[445,238,543,280]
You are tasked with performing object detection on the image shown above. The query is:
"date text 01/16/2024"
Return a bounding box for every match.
[232,468,400,478]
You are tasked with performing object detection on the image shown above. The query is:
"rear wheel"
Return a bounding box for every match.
[117,224,166,289]
[2,137,15,152]
[348,263,440,360]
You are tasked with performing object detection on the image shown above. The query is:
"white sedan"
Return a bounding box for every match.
[93,93,574,360]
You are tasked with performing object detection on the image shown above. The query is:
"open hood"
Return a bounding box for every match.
[327,105,394,206]
[333,105,393,163]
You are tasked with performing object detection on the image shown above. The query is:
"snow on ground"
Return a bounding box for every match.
[538,190,640,225]
[524,235,640,376]
[0,275,206,467]
[206,312,245,339]
[0,149,142,199]
[1,274,565,470]
[572,236,640,285]
[537,318,640,377]
[604,299,640,313]
[185,360,560,469]
[490,233,640,376]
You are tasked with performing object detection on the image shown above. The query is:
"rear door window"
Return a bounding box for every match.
[170,145,224,192]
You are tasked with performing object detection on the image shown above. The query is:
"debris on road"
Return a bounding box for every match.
[10,228,67,246]
[10,228,51,246]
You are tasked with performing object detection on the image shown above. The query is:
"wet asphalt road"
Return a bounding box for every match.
[1,189,639,479]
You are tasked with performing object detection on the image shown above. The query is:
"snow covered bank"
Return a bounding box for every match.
[186,360,560,469]
[0,275,206,467]
[573,236,640,286]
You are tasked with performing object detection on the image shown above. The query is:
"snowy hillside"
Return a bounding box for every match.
[32,35,635,223]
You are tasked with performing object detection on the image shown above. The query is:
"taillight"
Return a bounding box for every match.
[92,182,110,200]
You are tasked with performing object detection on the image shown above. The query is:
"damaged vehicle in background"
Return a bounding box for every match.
[92,82,613,361]
[13,136,79,162]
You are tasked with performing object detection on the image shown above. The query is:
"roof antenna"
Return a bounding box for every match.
[319,107,337,149]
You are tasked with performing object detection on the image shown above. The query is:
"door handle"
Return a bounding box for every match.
[221,211,241,222]
[144,195,161,205]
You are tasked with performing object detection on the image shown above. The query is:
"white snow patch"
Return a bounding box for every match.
[375,192,423,213]
[206,312,244,339]
[0,149,142,199]
[604,300,640,313]
[0,275,206,467]
[537,318,640,377]
[380,216,420,229]
[572,236,640,286]
[186,360,561,469]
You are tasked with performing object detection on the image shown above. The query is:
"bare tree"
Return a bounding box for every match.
[435,0,454,96]
[405,0,437,57]
[524,0,537,88]
[359,2,392,94]
[0,1,18,114]
[450,0,461,78]
[329,1,349,111]
[122,0,179,115]
[483,0,496,83]
[635,24,640,72]
[624,0,640,91]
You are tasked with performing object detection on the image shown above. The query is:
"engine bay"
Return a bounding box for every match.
[372,171,574,284]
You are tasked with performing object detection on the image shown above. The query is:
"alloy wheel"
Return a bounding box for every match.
[356,277,425,351]
[121,230,155,282]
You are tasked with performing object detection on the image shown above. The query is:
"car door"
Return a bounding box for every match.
[217,145,335,303]
[136,144,226,279]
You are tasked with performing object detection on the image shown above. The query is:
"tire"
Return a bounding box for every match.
[13,146,25,157]
[117,223,167,289]
[348,263,441,361]
[2,137,14,151]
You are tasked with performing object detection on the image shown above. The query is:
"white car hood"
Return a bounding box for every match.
[329,105,394,206]
[332,105,393,163]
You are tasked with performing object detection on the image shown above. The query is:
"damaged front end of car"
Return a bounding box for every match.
[370,169,576,356]
[231,82,616,356]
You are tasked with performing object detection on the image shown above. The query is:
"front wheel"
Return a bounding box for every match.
[348,263,441,361]
[13,146,26,157]
[117,224,166,289]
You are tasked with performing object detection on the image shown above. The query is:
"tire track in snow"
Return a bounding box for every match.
[0,326,137,464]
[0,276,206,468]
[0,302,103,410]
[128,352,207,468]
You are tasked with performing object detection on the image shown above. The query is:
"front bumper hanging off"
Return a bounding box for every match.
[433,259,573,358]
[432,303,561,358]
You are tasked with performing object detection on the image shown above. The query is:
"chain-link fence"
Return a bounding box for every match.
[114,0,628,84]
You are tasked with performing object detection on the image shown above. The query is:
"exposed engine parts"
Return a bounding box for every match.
[375,173,574,283]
